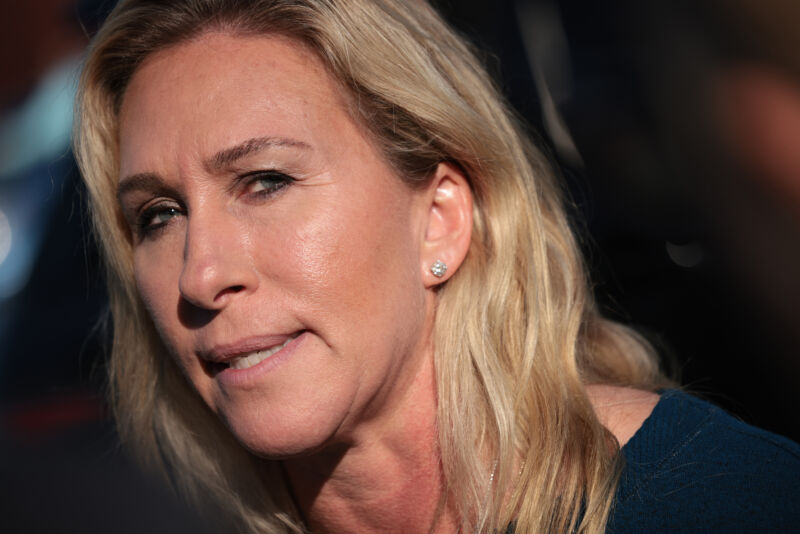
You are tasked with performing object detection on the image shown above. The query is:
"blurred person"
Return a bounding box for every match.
[522,0,800,443]
[74,0,800,532]
[0,2,236,534]
[613,0,800,434]
[710,0,800,326]
[0,0,86,356]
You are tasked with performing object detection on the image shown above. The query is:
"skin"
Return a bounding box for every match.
[117,32,657,533]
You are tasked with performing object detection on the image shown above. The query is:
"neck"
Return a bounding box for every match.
[282,352,459,534]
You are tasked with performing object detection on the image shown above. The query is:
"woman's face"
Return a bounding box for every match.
[117,33,434,457]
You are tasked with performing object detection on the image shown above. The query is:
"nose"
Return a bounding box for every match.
[178,208,258,311]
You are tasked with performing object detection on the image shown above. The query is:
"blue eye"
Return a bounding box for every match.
[137,203,183,237]
[242,170,294,198]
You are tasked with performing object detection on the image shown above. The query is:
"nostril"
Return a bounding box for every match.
[217,285,246,298]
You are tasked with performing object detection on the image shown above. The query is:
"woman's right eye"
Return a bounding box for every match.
[136,202,183,238]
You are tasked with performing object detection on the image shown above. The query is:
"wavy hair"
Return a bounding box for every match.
[74,0,668,532]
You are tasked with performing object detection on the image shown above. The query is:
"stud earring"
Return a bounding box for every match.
[430,260,448,278]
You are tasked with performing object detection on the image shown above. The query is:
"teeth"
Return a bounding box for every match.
[228,335,297,370]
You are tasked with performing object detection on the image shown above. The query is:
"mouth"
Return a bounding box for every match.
[228,334,299,370]
[202,331,303,375]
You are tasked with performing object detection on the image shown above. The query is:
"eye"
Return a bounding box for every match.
[136,201,184,238]
[241,170,294,199]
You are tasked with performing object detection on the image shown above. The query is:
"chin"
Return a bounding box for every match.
[218,401,342,459]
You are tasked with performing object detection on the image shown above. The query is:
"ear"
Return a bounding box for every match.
[420,162,473,287]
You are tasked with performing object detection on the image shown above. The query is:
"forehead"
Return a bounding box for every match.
[118,32,355,176]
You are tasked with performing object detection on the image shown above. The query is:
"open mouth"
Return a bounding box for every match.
[203,331,303,376]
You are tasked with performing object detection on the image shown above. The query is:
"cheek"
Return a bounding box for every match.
[297,222,373,296]
[276,189,423,331]
[132,242,184,345]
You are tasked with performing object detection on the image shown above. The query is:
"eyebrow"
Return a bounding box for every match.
[204,136,312,173]
[117,171,172,202]
[117,136,312,200]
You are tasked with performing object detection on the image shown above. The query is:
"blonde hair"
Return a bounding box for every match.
[75,0,668,532]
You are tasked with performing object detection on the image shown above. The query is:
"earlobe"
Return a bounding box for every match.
[421,162,473,287]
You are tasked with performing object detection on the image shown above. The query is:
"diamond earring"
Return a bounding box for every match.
[430,260,447,278]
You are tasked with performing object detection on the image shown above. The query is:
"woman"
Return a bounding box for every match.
[74,0,799,532]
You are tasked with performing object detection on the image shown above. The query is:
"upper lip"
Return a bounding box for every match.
[199,332,301,363]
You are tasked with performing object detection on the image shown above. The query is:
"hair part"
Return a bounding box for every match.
[75,1,669,532]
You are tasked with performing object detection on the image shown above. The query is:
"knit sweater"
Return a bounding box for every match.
[607,389,800,532]
[509,389,800,533]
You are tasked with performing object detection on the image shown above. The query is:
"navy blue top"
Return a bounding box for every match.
[508,390,800,533]
[609,389,800,532]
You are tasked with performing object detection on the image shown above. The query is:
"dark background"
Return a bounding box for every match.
[1,0,798,531]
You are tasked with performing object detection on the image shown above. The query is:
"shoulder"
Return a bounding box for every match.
[609,389,800,533]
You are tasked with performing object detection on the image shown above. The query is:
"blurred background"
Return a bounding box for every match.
[1,0,798,531]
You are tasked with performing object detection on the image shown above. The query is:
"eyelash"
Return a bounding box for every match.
[134,171,295,239]
[136,202,183,238]
[240,170,295,199]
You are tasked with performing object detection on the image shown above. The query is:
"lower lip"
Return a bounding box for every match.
[216,331,307,388]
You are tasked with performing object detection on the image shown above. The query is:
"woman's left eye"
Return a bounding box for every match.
[241,170,294,199]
